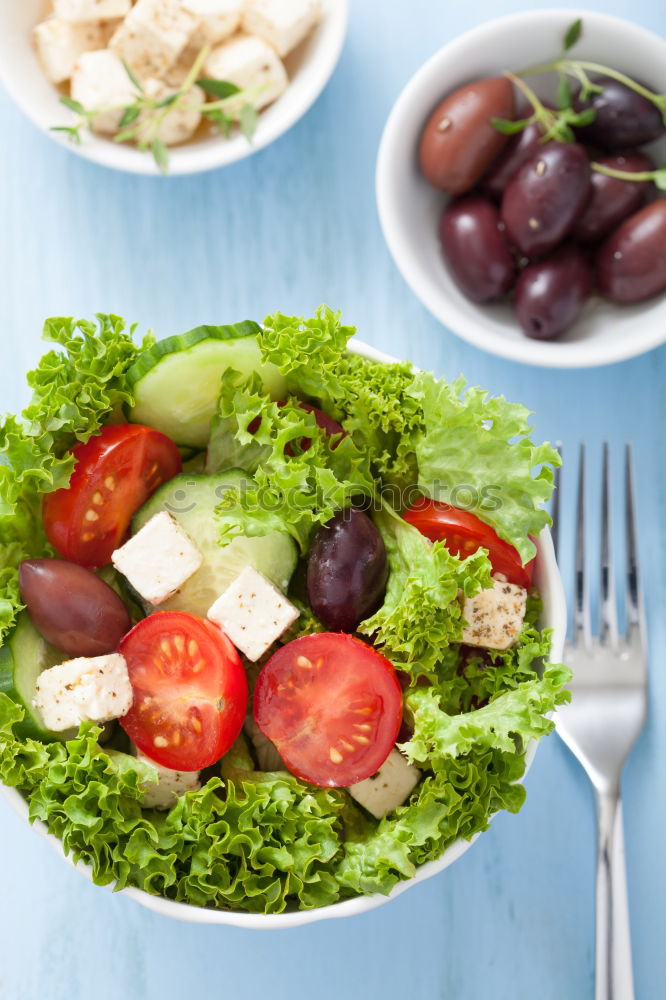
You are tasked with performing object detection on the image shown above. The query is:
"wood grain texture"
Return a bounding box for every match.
[0,1,664,997]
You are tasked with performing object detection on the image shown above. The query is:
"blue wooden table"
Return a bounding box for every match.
[1,1,664,997]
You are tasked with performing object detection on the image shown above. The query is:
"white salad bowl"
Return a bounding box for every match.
[0,0,348,176]
[0,340,566,927]
[376,9,666,369]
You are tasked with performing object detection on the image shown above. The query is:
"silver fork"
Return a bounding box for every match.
[553,443,647,1000]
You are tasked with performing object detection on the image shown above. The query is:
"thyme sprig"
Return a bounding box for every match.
[52,47,260,174]
[490,18,666,188]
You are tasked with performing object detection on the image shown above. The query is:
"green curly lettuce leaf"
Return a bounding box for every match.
[0,315,152,642]
[214,379,374,551]
[360,506,492,681]
[409,372,560,564]
[0,695,347,913]
[402,665,571,767]
[259,307,424,490]
[337,749,527,896]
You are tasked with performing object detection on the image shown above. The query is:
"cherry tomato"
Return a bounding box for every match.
[253,633,403,788]
[43,425,182,568]
[247,401,345,454]
[403,499,534,588]
[119,612,247,772]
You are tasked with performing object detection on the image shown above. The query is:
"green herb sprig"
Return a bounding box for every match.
[491,18,666,189]
[52,48,260,174]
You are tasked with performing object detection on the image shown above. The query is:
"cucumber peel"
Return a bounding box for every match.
[127,323,287,448]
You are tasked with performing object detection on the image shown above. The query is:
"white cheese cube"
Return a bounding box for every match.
[34,653,133,732]
[347,749,421,820]
[109,0,199,80]
[70,49,139,133]
[54,0,131,23]
[245,715,284,771]
[461,575,527,651]
[112,511,203,607]
[207,566,299,661]
[139,79,204,145]
[135,750,201,809]
[181,0,243,47]
[33,19,106,84]
[242,0,321,57]
[203,34,288,110]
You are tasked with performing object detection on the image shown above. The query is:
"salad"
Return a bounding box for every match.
[0,307,569,914]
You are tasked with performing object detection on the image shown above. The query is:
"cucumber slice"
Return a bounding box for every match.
[127,323,287,448]
[132,471,297,617]
[0,613,72,742]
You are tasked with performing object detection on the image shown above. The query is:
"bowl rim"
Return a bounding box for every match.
[375,7,666,370]
[0,338,567,927]
[0,0,349,177]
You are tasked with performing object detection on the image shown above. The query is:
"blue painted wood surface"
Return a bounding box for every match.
[0,1,664,997]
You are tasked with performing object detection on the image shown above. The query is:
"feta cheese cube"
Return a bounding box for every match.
[54,0,131,23]
[135,750,201,809]
[242,0,321,57]
[207,566,299,661]
[139,79,204,145]
[109,0,199,80]
[34,653,133,732]
[112,512,203,607]
[71,49,139,133]
[203,34,288,110]
[181,0,243,47]
[461,575,527,651]
[347,749,421,819]
[245,715,284,771]
[33,18,105,84]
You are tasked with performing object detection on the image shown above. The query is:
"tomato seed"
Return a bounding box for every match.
[329,747,343,763]
[104,476,116,491]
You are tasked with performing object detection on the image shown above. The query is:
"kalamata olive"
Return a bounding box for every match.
[514,245,593,340]
[596,199,666,304]
[573,154,654,243]
[307,509,388,633]
[501,143,591,258]
[19,559,131,656]
[575,78,666,150]
[483,120,547,199]
[439,195,516,302]
[419,77,515,195]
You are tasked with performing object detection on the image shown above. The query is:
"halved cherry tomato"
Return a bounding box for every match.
[254,633,402,787]
[403,499,534,588]
[43,425,182,568]
[119,612,247,772]
[248,401,346,454]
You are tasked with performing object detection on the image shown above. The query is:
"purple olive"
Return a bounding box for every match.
[573,154,654,243]
[307,509,388,633]
[514,245,593,340]
[483,120,547,199]
[439,195,516,302]
[19,559,131,656]
[575,78,665,150]
[501,143,591,258]
[596,199,666,304]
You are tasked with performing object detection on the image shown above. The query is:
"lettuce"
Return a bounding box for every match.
[409,373,560,564]
[360,506,492,681]
[0,315,151,642]
[213,377,374,551]
[402,666,571,766]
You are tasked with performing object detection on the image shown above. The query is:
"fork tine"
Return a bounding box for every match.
[599,443,618,647]
[551,443,562,559]
[625,443,645,648]
[573,443,591,647]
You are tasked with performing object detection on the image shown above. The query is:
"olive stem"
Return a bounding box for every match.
[518,59,666,115]
[502,71,558,132]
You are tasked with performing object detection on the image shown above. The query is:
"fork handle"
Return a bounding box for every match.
[595,791,635,1000]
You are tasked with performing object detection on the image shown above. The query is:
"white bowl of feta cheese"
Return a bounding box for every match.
[0,0,349,175]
